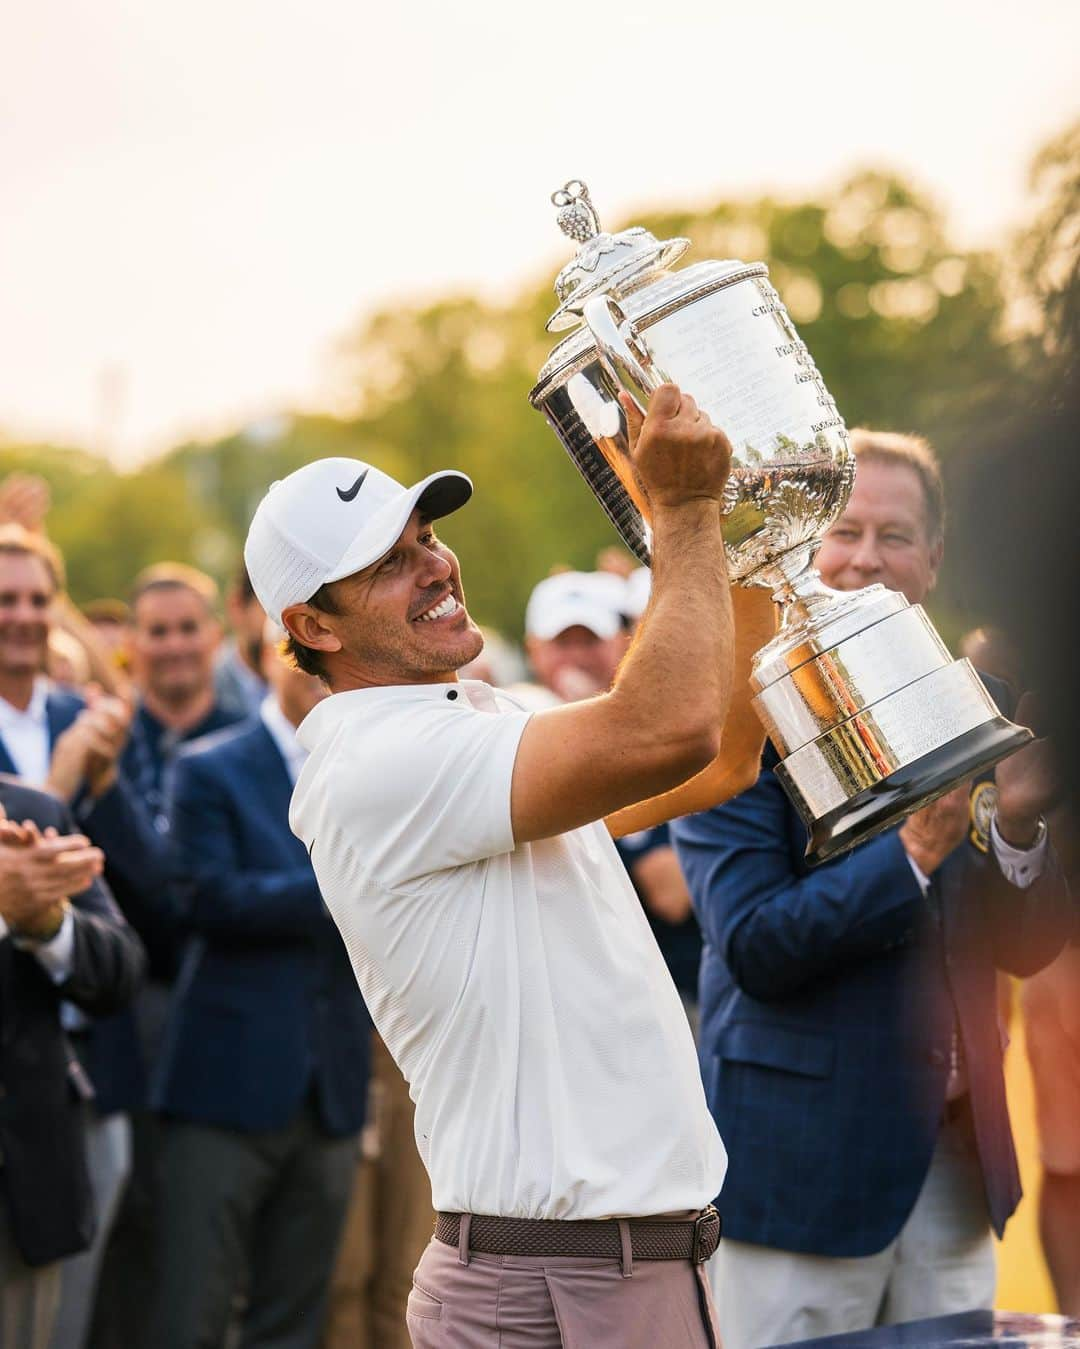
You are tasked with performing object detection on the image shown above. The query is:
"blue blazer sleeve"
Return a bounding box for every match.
[78,773,178,971]
[942,826,1074,977]
[64,878,147,1016]
[167,752,326,941]
[673,758,927,1002]
[943,671,1075,976]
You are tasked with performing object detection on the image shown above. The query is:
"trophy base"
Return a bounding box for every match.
[751,577,1033,866]
[778,715,1032,867]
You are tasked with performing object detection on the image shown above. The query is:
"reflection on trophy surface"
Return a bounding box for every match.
[529,180,1031,864]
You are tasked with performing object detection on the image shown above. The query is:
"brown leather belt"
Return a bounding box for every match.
[435,1204,721,1264]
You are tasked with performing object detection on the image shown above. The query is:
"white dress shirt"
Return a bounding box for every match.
[0,676,51,785]
[906,814,1050,894]
[0,676,75,980]
[259,695,308,784]
[0,907,76,982]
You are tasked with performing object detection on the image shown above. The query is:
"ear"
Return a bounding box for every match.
[925,536,944,594]
[281,604,343,656]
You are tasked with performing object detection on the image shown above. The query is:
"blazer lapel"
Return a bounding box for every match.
[46,692,82,751]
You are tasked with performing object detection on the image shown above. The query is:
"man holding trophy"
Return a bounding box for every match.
[674,429,1071,1347]
[242,385,744,1346]
[238,180,1070,1345]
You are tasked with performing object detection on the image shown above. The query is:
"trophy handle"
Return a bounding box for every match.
[581,295,674,409]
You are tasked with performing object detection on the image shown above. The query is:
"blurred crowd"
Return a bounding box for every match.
[1,412,1078,1349]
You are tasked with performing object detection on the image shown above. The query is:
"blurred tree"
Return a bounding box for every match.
[7,124,1074,640]
[1013,117,1080,376]
[329,169,1019,635]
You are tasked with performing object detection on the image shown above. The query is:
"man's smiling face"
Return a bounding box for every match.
[0,552,54,680]
[287,508,484,688]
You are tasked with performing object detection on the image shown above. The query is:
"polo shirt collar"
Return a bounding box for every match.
[296,680,494,751]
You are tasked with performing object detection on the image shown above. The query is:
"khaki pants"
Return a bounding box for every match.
[322,1037,435,1349]
[0,1201,61,1349]
[404,1236,718,1348]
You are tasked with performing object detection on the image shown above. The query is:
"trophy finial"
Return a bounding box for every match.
[551,180,601,244]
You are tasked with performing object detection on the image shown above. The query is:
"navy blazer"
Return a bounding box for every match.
[0,687,173,965]
[0,780,145,1265]
[0,688,151,1115]
[672,676,1074,1258]
[155,718,371,1137]
[0,687,84,781]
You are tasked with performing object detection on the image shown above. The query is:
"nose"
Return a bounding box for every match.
[849,532,883,576]
[9,598,44,626]
[417,549,453,588]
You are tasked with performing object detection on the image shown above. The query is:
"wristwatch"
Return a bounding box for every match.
[994,812,1048,852]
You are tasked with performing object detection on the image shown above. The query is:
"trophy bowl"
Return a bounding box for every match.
[529,180,1030,864]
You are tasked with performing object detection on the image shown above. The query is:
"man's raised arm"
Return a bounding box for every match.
[511,384,735,843]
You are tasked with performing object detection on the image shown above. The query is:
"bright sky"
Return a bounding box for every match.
[1,0,1076,465]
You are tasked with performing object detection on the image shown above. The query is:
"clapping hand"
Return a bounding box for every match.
[46,688,134,803]
[0,804,104,940]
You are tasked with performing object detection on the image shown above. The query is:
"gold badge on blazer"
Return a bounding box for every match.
[969,781,998,854]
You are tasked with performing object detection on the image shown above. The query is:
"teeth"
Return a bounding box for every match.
[417,594,458,622]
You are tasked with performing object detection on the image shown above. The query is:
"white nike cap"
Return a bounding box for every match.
[524,571,626,641]
[244,458,473,626]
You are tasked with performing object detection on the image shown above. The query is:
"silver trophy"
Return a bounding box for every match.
[529,180,1031,863]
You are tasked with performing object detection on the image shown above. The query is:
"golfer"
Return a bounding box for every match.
[244,385,737,1347]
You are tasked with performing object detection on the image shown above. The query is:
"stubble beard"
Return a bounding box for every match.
[362,611,484,682]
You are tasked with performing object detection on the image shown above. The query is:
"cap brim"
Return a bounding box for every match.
[324,469,473,585]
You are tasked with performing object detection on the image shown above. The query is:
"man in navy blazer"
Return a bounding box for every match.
[0,527,160,1348]
[673,429,1074,1349]
[153,623,371,1349]
[0,778,144,1349]
[45,563,246,1349]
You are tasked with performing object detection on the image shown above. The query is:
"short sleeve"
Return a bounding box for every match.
[306,701,532,888]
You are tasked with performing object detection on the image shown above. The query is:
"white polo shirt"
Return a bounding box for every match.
[291,679,726,1221]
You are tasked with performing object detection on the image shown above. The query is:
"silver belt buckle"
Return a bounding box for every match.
[692,1204,721,1263]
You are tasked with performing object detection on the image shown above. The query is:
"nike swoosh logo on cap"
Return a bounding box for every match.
[336,471,368,502]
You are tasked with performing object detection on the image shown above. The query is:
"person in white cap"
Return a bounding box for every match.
[514,570,628,708]
[244,385,738,1348]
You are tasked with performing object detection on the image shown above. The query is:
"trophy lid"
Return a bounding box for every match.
[546,180,690,333]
